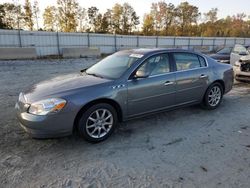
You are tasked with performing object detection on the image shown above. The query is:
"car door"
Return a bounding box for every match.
[127,53,176,117]
[173,52,210,105]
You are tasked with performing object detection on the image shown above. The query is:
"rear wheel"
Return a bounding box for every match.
[77,103,118,143]
[202,83,223,110]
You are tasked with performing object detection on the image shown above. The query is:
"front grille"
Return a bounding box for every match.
[241,63,250,72]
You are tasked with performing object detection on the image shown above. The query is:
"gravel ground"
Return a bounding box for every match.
[0,58,250,188]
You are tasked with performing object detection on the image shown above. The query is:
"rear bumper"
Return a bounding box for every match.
[15,103,73,138]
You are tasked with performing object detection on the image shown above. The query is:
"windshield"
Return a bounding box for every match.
[217,47,232,54]
[86,52,141,79]
[233,45,249,55]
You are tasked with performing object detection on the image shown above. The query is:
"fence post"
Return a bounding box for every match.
[188,37,191,50]
[224,38,227,47]
[173,37,176,48]
[201,37,204,47]
[244,38,247,46]
[156,36,158,48]
[18,29,22,47]
[87,33,90,48]
[56,32,60,56]
[136,35,139,48]
[212,38,216,51]
[114,34,117,52]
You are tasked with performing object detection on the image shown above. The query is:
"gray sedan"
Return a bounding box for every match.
[16,49,234,142]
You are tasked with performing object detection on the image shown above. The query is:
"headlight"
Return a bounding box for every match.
[234,61,241,67]
[28,98,66,115]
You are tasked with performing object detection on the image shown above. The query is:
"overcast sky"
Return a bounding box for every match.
[1,0,249,27]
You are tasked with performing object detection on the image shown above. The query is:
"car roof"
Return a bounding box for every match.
[118,48,203,56]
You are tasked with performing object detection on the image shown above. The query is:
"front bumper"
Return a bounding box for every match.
[15,102,73,138]
[234,66,250,81]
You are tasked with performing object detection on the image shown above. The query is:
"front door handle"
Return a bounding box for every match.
[200,74,208,79]
[164,81,174,86]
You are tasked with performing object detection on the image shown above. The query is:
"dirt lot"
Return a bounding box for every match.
[0,58,250,188]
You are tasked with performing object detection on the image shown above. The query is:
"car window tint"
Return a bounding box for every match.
[198,56,207,67]
[173,53,201,71]
[138,54,170,76]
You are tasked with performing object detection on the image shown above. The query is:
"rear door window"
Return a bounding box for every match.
[198,56,207,67]
[173,53,205,71]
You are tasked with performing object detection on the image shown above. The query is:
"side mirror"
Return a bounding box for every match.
[134,70,149,79]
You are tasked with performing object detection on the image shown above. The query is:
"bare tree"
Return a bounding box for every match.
[77,6,87,32]
[32,0,39,30]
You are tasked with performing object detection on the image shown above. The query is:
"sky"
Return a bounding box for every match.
[1,0,249,27]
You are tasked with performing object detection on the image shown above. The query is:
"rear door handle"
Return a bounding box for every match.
[164,81,174,86]
[200,74,208,79]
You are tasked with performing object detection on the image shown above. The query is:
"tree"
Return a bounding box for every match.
[201,8,219,36]
[204,8,218,23]
[0,3,22,29]
[57,0,78,32]
[0,4,8,29]
[121,3,139,34]
[149,1,176,35]
[142,14,154,35]
[33,0,39,30]
[102,9,113,33]
[231,13,247,37]
[87,6,100,32]
[175,1,200,36]
[77,6,87,32]
[23,0,34,30]
[110,3,139,34]
[111,3,123,34]
[161,3,176,35]
[43,6,57,31]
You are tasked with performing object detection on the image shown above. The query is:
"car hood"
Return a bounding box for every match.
[210,54,230,60]
[24,73,112,102]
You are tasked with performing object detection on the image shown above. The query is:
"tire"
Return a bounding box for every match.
[202,83,223,110]
[77,103,118,143]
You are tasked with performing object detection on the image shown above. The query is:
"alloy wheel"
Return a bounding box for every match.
[85,108,114,139]
[208,86,222,107]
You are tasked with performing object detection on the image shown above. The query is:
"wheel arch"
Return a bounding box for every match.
[203,79,225,102]
[210,80,225,94]
[73,98,123,132]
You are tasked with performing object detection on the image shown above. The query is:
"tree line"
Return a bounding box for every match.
[0,0,250,37]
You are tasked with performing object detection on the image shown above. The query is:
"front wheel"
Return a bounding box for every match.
[77,103,118,143]
[202,83,223,110]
